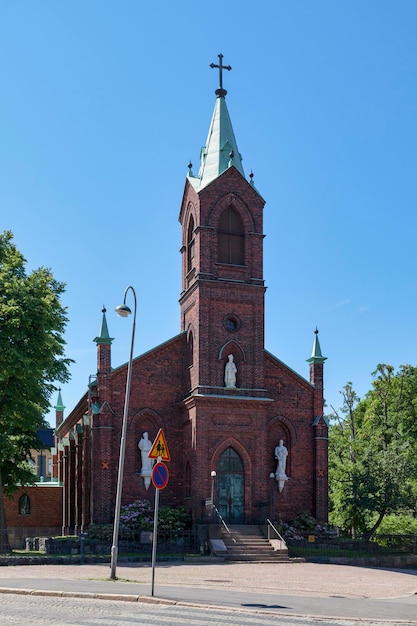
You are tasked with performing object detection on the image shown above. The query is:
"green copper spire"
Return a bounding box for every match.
[187,54,245,191]
[94,306,114,345]
[306,328,327,364]
[54,388,65,412]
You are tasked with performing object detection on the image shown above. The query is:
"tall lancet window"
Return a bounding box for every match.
[218,206,244,265]
[187,330,194,367]
[187,215,195,273]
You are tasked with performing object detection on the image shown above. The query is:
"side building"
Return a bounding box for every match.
[3,425,62,548]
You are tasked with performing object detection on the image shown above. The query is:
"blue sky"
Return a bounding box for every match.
[1,1,416,425]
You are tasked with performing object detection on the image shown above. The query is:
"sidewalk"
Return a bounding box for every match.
[0,560,417,621]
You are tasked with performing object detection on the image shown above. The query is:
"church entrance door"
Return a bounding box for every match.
[217,448,244,523]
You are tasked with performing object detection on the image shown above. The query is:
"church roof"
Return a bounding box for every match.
[187,54,245,191]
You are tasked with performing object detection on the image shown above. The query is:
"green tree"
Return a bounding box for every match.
[0,231,71,552]
[329,365,417,538]
[328,383,364,536]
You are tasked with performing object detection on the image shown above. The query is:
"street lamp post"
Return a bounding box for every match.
[110,286,137,580]
[269,472,275,521]
[210,470,217,516]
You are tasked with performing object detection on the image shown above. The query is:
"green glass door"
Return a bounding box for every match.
[217,448,244,523]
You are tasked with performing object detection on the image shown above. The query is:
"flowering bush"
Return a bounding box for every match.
[117,500,192,539]
[274,512,338,542]
[120,499,153,537]
[272,517,304,542]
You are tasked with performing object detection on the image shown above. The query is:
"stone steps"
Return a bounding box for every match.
[219,524,289,562]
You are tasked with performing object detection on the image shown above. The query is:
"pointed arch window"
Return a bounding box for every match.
[187,330,194,367]
[218,447,244,472]
[218,206,244,265]
[187,215,195,273]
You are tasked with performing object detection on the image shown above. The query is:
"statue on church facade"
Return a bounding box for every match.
[275,439,288,477]
[138,432,154,474]
[224,354,237,388]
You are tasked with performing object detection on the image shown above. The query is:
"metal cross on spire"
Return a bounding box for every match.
[210,53,231,96]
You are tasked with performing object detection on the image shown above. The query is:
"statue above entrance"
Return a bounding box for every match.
[224,354,237,388]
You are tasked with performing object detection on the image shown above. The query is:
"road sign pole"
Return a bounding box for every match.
[149,429,170,598]
[151,463,160,597]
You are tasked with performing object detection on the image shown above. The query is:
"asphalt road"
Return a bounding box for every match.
[2,593,407,626]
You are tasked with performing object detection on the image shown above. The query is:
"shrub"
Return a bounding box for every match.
[86,524,113,541]
[373,513,417,535]
[120,499,153,537]
[275,512,338,542]
[291,511,317,533]
[158,506,190,534]
[118,500,192,538]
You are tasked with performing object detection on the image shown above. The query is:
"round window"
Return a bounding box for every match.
[223,315,240,332]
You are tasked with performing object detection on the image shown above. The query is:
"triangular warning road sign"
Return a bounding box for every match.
[148,428,171,461]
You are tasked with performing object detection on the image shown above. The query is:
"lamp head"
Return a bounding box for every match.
[211,471,217,478]
[115,303,132,318]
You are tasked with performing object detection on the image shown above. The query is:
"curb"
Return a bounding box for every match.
[1,586,415,623]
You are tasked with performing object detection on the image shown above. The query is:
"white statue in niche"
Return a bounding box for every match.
[138,432,154,475]
[275,439,288,478]
[224,354,237,388]
[274,439,289,493]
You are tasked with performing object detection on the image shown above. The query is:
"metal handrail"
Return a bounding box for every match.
[212,504,237,542]
[266,518,287,545]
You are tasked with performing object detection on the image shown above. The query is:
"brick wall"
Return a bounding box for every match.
[3,484,62,548]
[4,485,62,527]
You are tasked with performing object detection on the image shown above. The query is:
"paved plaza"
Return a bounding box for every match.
[1,560,417,598]
[1,560,417,621]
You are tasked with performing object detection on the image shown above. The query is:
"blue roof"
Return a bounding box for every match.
[37,428,54,448]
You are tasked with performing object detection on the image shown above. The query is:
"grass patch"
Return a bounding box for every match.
[12,549,45,555]
[84,577,146,583]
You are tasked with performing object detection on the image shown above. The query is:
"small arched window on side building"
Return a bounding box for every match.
[19,493,30,516]
[218,206,244,265]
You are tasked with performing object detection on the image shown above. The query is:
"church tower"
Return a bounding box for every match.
[179,55,267,395]
[177,56,327,525]
[178,56,277,524]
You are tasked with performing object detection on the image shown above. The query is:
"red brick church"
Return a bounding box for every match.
[54,57,328,534]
